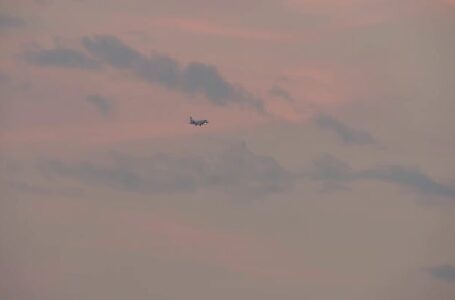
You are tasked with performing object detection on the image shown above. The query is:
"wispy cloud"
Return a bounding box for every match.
[7,181,84,197]
[81,35,264,111]
[315,113,375,145]
[86,94,114,116]
[0,13,26,29]
[268,85,293,102]
[309,154,354,182]
[21,35,265,113]
[358,166,455,198]
[0,71,10,84]
[38,141,295,196]
[425,265,455,282]
[23,46,100,69]
[309,154,455,199]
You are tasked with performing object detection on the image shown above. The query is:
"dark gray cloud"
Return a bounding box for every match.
[23,46,100,69]
[135,52,181,89]
[315,113,374,145]
[81,35,144,69]
[268,85,293,102]
[309,154,455,198]
[38,142,295,196]
[0,14,25,29]
[86,94,114,116]
[81,35,263,111]
[181,62,236,103]
[425,265,455,282]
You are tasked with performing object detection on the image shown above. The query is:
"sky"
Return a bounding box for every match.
[1,0,455,299]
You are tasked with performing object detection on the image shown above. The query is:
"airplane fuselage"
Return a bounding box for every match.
[190,117,208,126]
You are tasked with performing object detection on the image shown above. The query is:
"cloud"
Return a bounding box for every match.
[309,154,455,199]
[309,154,354,182]
[23,46,100,69]
[81,35,263,111]
[38,141,295,196]
[181,62,240,104]
[86,94,114,116]
[135,53,181,89]
[358,166,455,198]
[307,154,355,192]
[425,265,455,282]
[7,181,84,197]
[315,113,375,145]
[81,35,144,69]
[0,14,25,29]
[268,85,293,102]
[0,71,10,84]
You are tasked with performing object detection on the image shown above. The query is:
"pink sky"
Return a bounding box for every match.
[1,1,455,299]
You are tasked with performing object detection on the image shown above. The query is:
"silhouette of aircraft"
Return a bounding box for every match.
[189,116,208,126]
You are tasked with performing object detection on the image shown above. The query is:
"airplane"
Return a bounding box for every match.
[189,116,208,126]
